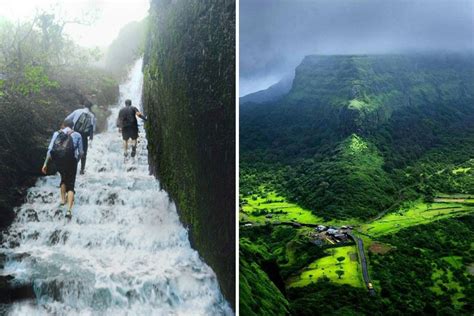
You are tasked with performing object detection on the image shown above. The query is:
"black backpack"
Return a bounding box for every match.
[74,112,93,135]
[51,131,75,161]
[121,107,136,128]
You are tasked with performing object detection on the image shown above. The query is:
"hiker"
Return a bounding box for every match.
[41,119,83,219]
[116,99,146,158]
[65,100,96,174]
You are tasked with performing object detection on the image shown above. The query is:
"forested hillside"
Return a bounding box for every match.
[143,0,235,306]
[241,54,474,219]
[240,54,474,315]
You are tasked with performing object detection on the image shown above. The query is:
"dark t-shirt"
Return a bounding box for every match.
[118,106,139,128]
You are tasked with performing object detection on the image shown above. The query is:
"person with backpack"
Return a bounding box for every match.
[116,99,146,158]
[41,119,83,219]
[65,100,96,174]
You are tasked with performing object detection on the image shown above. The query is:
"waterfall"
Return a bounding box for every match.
[0,59,232,315]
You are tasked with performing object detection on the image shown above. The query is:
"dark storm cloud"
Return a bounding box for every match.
[240,0,474,96]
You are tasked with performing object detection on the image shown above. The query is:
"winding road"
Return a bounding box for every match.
[348,233,376,295]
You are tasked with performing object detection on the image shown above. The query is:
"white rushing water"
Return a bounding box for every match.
[0,59,232,315]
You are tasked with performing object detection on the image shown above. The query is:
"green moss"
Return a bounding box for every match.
[142,0,235,307]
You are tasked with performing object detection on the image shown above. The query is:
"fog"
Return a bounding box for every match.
[0,0,149,48]
[240,0,474,96]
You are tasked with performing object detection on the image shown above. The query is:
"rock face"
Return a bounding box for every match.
[142,0,235,307]
[240,74,294,105]
[287,54,474,131]
[241,53,474,160]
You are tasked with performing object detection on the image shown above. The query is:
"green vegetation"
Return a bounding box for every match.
[361,200,474,236]
[240,225,326,278]
[0,12,118,231]
[143,0,235,306]
[284,134,396,219]
[240,239,290,316]
[370,215,474,314]
[287,279,386,316]
[240,54,474,314]
[288,246,363,288]
[240,188,323,224]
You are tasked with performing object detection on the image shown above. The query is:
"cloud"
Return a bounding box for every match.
[0,0,150,48]
[240,0,474,95]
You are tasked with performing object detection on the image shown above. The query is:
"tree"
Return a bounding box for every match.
[337,256,345,265]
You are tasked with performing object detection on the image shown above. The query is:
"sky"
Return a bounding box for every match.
[0,0,149,48]
[240,0,474,96]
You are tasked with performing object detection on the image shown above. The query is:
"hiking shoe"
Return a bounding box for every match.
[65,209,72,219]
[131,146,137,158]
[80,169,85,175]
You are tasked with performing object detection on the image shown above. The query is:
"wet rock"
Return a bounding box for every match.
[35,280,63,301]
[26,231,40,240]
[125,289,140,304]
[0,275,35,303]
[41,192,54,203]
[53,208,63,219]
[105,193,123,206]
[24,209,39,222]
[49,230,61,245]
[61,232,69,244]
[0,253,6,269]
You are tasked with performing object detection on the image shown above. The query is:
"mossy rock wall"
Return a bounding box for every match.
[143,0,235,307]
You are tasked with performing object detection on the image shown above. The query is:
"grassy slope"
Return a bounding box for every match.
[240,189,323,224]
[360,200,474,237]
[288,246,363,288]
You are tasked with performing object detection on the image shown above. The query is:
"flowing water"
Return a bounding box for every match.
[0,59,232,315]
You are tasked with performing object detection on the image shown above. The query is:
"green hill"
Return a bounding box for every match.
[240,54,474,314]
[240,53,474,219]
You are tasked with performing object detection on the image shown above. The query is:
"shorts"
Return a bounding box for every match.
[122,126,139,141]
[57,158,78,193]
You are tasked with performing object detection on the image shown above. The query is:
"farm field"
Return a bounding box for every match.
[287,246,364,288]
[240,190,323,224]
[359,201,474,237]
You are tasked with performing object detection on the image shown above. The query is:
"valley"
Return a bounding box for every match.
[239,53,474,315]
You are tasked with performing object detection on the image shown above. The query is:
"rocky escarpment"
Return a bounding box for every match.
[142,0,235,308]
[288,54,474,132]
[240,54,474,160]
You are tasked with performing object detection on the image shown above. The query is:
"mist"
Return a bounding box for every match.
[240,0,474,96]
[0,0,149,48]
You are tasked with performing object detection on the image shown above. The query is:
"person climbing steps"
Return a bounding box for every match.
[42,119,83,219]
[65,99,96,175]
[116,99,147,159]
